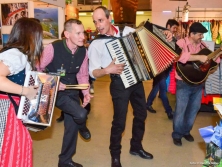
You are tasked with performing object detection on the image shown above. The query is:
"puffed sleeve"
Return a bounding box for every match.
[0,48,29,75]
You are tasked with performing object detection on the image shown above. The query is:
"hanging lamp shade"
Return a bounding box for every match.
[110,0,138,24]
[65,2,79,20]
[181,2,191,22]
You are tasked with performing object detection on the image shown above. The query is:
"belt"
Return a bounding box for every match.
[110,74,120,78]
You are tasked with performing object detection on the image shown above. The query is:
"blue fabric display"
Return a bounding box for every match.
[199,120,222,149]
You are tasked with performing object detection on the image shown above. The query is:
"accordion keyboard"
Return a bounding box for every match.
[106,39,138,88]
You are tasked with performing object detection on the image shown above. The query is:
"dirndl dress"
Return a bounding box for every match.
[0,69,32,167]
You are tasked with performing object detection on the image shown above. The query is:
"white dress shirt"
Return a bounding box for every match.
[88,25,135,78]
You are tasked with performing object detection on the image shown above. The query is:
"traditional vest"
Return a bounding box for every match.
[46,39,86,85]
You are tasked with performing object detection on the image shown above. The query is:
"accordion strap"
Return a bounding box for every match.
[92,34,117,42]
[7,94,19,115]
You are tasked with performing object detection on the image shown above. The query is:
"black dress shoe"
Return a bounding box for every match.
[79,127,91,140]
[111,158,122,167]
[58,161,83,167]
[173,138,182,146]
[183,134,194,142]
[129,149,153,159]
[146,106,156,113]
[166,112,173,120]
[56,111,64,123]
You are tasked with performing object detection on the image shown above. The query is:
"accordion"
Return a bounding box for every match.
[17,71,60,132]
[105,21,182,88]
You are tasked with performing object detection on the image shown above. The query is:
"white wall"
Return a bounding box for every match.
[152,0,222,27]
[79,11,152,31]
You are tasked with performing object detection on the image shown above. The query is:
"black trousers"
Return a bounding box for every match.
[56,90,88,164]
[109,76,147,158]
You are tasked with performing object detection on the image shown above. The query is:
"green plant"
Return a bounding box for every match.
[66,0,72,4]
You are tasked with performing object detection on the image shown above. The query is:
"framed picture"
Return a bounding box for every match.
[0,22,2,45]
[1,3,28,26]
[2,34,9,47]
[34,7,59,39]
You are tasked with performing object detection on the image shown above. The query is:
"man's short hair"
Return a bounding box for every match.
[166,19,179,28]
[64,19,82,32]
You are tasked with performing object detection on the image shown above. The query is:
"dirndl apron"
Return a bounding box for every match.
[0,94,32,167]
[0,67,32,167]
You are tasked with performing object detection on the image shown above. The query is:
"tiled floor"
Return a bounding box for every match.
[31,76,220,167]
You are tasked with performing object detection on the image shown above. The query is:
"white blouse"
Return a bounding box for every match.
[0,48,31,76]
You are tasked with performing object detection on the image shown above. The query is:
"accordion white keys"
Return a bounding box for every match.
[17,71,60,132]
[106,21,182,88]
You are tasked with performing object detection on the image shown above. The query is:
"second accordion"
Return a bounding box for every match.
[105,21,182,88]
[17,71,60,132]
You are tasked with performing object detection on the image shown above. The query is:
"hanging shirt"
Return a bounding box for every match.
[201,21,212,41]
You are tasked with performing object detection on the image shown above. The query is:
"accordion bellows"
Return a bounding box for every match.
[105,21,182,88]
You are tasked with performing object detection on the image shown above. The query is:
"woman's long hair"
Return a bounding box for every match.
[1,17,43,69]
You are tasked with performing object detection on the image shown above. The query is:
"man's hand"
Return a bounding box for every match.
[105,58,125,75]
[82,94,93,107]
[59,82,66,91]
[199,55,208,63]
[163,30,173,42]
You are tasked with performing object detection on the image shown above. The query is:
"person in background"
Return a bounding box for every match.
[88,6,173,167]
[37,19,93,167]
[0,17,42,167]
[172,22,222,146]
[146,19,179,120]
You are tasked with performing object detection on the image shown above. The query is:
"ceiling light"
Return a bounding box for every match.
[79,13,87,16]
[136,11,144,15]
[162,11,172,13]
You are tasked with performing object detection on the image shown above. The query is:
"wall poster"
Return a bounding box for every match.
[1,3,28,26]
[34,7,59,39]
[0,22,2,45]
[2,34,9,47]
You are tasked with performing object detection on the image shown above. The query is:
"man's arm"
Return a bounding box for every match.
[76,51,93,107]
[176,39,208,64]
[36,44,54,71]
[92,58,125,78]
[76,51,90,96]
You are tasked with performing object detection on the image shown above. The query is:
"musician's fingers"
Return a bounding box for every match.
[112,58,116,64]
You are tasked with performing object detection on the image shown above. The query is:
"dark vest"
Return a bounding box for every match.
[46,39,86,85]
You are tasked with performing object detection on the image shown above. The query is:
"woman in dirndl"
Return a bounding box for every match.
[0,17,43,167]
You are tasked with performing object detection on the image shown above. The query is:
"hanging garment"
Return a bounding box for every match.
[211,20,219,42]
[201,21,212,41]
[205,63,221,94]
[168,63,176,94]
[216,32,221,44]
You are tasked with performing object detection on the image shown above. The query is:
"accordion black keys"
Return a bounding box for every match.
[105,21,182,88]
[17,71,60,132]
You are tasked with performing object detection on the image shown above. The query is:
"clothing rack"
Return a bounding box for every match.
[177,17,222,19]
[176,10,222,13]
[175,7,222,20]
